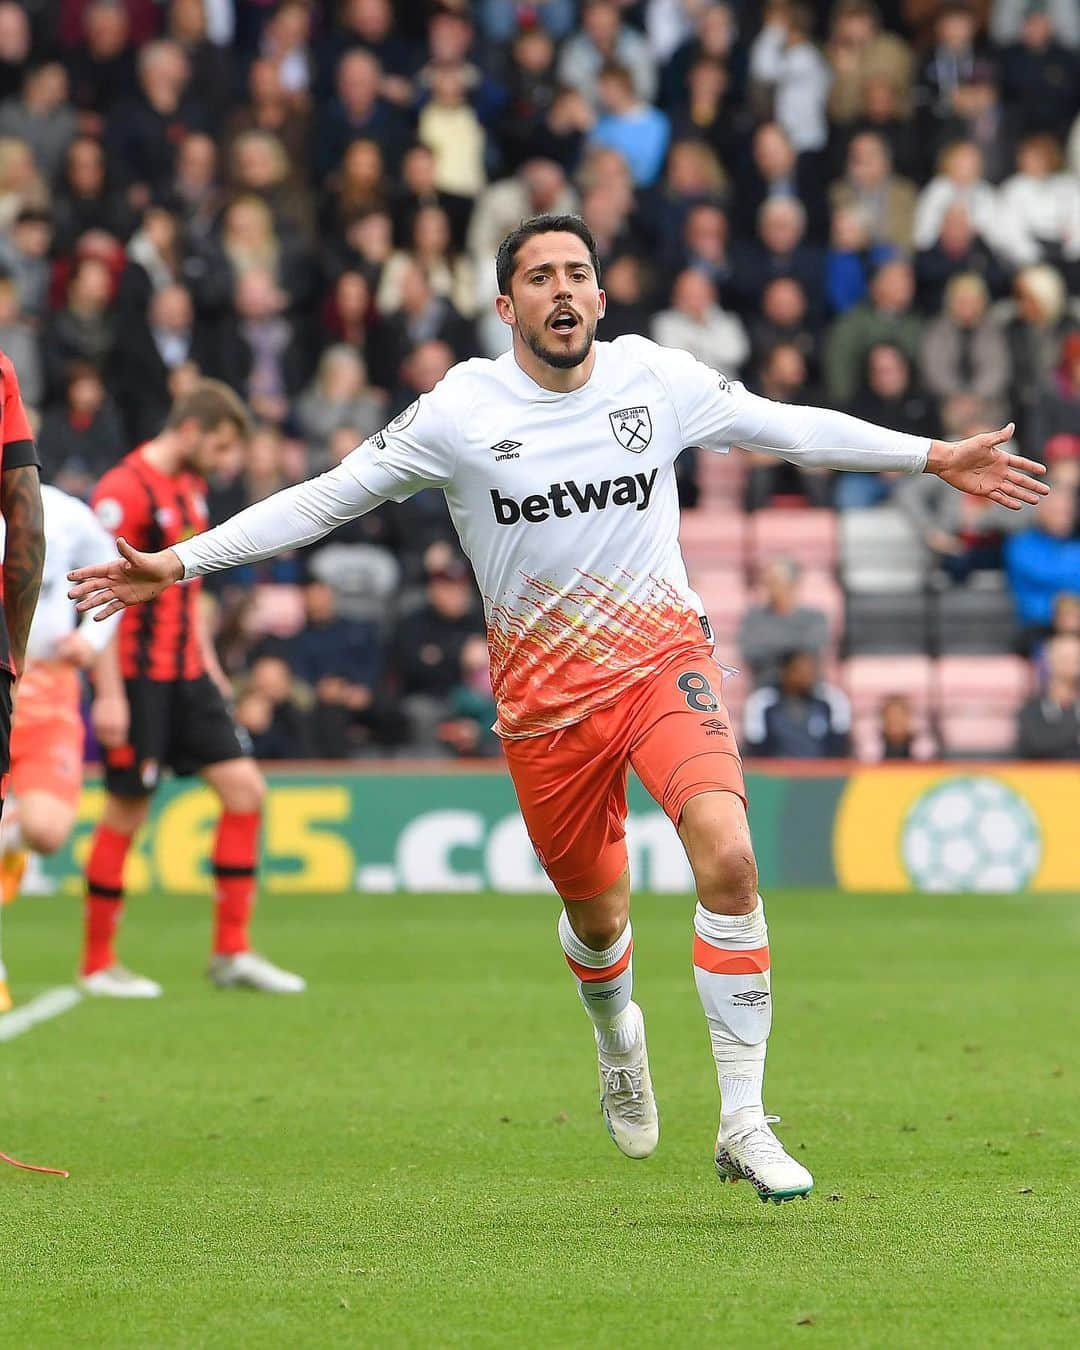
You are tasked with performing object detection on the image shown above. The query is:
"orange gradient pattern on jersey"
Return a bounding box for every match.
[488,570,710,738]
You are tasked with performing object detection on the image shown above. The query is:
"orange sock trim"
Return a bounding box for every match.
[565,941,634,983]
[692,936,770,975]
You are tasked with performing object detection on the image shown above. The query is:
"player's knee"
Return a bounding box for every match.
[571,910,627,951]
[221,768,266,815]
[22,815,72,856]
[692,839,759,914]
[104,795,150,836]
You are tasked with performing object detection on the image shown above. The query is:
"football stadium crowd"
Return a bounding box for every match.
[0,0,1078,761]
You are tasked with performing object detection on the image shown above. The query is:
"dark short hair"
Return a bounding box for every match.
[495,214,602,297]
[166,379,253,437]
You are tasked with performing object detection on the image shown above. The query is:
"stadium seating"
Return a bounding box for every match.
[748,508,838,571]
[844,591,930,655]
[931,584,1019,655]
[937,655,1031,757]
[843,655,935,714]
[679,509,747,571]
[839,507,927,594]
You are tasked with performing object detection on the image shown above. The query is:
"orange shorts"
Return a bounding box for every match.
[502,650,745,900]
[9,662,85,808]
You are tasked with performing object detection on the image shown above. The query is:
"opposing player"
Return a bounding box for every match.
[69,218,1047,1198]
[75,381,304,998]
[0,350,44,1014]
[0,485,127,938]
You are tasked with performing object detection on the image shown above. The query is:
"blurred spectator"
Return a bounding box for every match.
[897,393,1026,582]
[743,649,852,758]
[109,280,214,443]
[913,140,1027,268]
[258,0,313,102]
[589,64,670,188]
[872,692,938,761]
[744,343,832,510]
[0,2,30,106]
[63,0,138,126]
[229,127,315,245]
[1005,488,1080,635]
[731,197,825,319]
[0,270,42,405]
[38,360,125,498]
[322,268,375,350]
[914,201,1010,311]
[1005,263,1076,438]
[736,120,829,243]
[417,61,487,200]
[42,254,116,397]
[826,1,913,126]
[559,0,657,108]
[1015,634,1080,760]
[117,204,191,313]
[285,580,394,757]
[295,345,385,467]
[651,268,749,378]
[106,39,205,202]
[825,258,922,405]
[226,57,310,188]
[234,653,313,761]
[920,273,1011,423]
[211,194,313,314]
[0,204,52,320]
[393,550,484,749]
[0,134,48,231]
[599,253,651,340]
[997,134,1080,277]
[391,142,472,251]
[997,5,1079,138]
[493,26,560,174]
[0,62,78,183]
[668,202,732,290]
[374,263,473,388]
[1030,332,1080,461]
[660,2,744,111]
[438,634,499,758]
[213,266,314,428]
[738,557,830,687]
[830,71,923,181]
[828,130,916,252]
[839,342,934,507]
[377,202,475,318]
[915,2,994,126]
[667,56,744,169]
[480,0,577,45]
[825,202,896,315]
[169,0,231,125]
[316,0,419,97]
[467,159,577,285]
[749,4,832,154]
[749,276,818,377]
[169,130,223,242]
[51,134,134,253]
[315,49,408,180]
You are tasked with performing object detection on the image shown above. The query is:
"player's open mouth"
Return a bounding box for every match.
[549,311,579,333]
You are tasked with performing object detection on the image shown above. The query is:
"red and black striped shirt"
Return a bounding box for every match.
[92,448,209,681]
[0,351,42,677]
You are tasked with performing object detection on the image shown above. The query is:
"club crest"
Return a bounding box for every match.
[608,406,652,453]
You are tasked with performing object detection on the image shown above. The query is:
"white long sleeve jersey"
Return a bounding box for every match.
[175,336,930,738]
[0,483,121,663]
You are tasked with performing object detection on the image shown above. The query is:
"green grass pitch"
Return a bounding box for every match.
[0,888,1076,1348]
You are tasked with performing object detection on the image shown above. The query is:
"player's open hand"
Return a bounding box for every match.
[926,423,1050,509]
[67,537,185,619]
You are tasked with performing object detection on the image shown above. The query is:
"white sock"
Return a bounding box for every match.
[693,898,771,1127]
[0,795,22,855]
[557,910,638,1055]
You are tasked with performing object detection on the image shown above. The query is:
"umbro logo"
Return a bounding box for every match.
[491,439,522,461]
[701,718,728,736]
[731,990,769,1006]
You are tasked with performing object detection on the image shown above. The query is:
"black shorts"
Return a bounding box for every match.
[104,674,250,798]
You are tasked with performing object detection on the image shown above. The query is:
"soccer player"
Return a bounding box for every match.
[0,485,127,928]
[74,381,304,998]
[69,217,1047,1198]
[0,350,45,1013]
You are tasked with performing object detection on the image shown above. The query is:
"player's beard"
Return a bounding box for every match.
[520,313,597,370]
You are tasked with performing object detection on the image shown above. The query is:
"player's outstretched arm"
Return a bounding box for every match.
[923,423,1048,510]
[69,459,389,618]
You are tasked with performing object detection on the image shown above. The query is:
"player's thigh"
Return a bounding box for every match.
[201,756,266,814]
[104,678,169,798]
[503,723,629,903]
[10,711,85,853]
[628,653,746,826]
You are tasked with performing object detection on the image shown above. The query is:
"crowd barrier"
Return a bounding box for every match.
[40,762,1079,895]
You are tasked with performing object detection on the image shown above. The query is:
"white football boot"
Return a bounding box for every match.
[208,951,306,994]
[714,1111,813,1203]
[597,1003,659,1159]
[78,964,163,999]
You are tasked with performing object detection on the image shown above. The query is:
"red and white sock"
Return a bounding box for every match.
[693,898,772,1124]
[212,812,260,957]
[557,910,638,1054]
[82,825,133,976]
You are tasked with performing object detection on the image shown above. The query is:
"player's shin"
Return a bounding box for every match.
[82,825,133,975]
[693,899,771,1124]
[212,811,260,956]
[557,909,637,1053]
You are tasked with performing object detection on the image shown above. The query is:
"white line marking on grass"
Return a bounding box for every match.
[0,986,83,1042]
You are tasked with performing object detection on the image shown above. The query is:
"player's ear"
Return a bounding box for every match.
[494,293,515,327]
[597,288,607,321]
